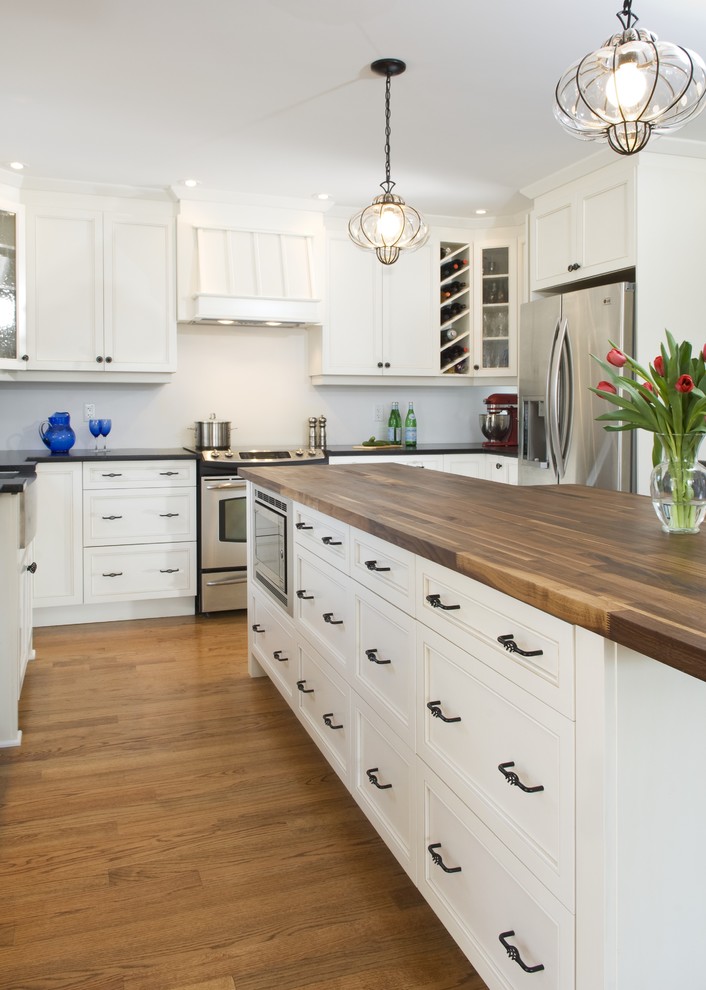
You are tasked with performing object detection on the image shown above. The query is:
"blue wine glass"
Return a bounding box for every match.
[99,418,112,451]
[88,419,102,451]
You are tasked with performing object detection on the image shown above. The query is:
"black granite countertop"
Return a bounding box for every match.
[327,442,518,457]
[0,448,197,470]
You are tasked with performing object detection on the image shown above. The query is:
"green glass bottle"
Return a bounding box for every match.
[404,402,417,447]
[387,402,401,443]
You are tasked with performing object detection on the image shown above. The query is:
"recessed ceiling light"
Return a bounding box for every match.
[183,178,200,188]
[313,192,331,200]
[475,208,487,215]
[217,319,235,325]
[8,161,25,171]
[265,321,283,326]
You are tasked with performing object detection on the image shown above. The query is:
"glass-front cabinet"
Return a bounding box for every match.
[0,200,26,370]
[437,235,516,378]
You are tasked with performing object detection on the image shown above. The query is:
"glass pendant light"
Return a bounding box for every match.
[555,0,706,155]
[348,58,428,265]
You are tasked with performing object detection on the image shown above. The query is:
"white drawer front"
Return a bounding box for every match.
[250,590,297,702]
[83,489,196,545]
[352,582,416,748]
[294,546,353,675]
[83,459,196,488]
[418,626,575,908]
[350,525,415,614]
[293,502,349,569]
[84,543,196,602]
[351,696,416,881]
[296,640,350,784]
[419,767,574,990]
[417,558,575,717]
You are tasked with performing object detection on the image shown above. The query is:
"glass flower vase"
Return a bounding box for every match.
[650,433,706,534]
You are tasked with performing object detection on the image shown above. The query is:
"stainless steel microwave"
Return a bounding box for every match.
[252,485,293,614]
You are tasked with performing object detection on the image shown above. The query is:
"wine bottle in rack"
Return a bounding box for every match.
[441,328,458,343]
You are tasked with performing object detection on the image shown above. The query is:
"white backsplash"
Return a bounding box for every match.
[0,324,503,451]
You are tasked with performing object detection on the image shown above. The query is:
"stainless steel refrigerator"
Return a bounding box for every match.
[518,281,635,490]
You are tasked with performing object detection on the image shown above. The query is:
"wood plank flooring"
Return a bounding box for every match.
[0,613,486,990]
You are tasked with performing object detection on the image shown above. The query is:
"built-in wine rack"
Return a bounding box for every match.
[439,242,471,375]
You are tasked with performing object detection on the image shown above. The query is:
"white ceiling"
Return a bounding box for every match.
[4,0,706,218]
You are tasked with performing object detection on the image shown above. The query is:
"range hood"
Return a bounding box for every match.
[182,226,322,326]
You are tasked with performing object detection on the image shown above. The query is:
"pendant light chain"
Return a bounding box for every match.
[617,0,638,32]
[382,72,395,195]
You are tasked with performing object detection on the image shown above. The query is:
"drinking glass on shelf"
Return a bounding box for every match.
[99,418,112,451]
[88,419,102,451]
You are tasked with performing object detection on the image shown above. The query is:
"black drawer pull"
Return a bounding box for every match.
[296,589,314,600]
[322,712,343,729]
[364,560,391,572]
[322,612,343,625]
[159,568,179,574]
[101,515,123,520]
[160,471,179,476]
[427,700,461,723]
[366,768,392,790]
[102,571,123,578]
[498,931,545,973]
[295,522,313,530]
[101,472,122,477]
[27,561,38,574]
[251,624,265,633]
[321,535,342,546]
[497,634,544,658]
[427,843,462,873]
[498,762,545,793]
[273,650,288,662]
[426,593,460,611]
[159,512,179,518]
[365,648,391,665]
[297,679,314,694]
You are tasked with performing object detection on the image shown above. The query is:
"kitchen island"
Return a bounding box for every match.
[241,462,706,990]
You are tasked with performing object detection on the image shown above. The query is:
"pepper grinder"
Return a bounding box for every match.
[308,416,318,451]
[318,415,327,452]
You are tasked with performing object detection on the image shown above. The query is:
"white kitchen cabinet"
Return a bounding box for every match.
[329,454,445,470]
[34,458,196,625]
[296,636,351,785]
[25,203,176,375]
[472,241,517,376]
[249,588,298,703]
[311,229,437,377]
[442,452,517,484]
[33,462,83,608]
[0,197,27,371]
[530,160,634,292]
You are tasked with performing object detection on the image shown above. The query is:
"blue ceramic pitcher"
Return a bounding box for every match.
[39,411,76,453]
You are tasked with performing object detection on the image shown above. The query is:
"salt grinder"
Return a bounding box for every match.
[318,415,327,452]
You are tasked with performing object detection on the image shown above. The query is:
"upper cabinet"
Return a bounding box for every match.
[313,230,436,377]
[530,160,634,291]
[311,222,522,384]
[22,197,176,378]
[0,196,26,372]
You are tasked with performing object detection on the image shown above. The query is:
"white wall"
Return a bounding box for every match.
[0,324,498,451]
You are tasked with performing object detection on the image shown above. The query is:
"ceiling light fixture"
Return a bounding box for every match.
[183,178,200,188]
[554,0,706,155]
[348,58,427,265]
[8,161,25,170]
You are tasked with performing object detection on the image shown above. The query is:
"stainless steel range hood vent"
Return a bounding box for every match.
[180,225,323,326]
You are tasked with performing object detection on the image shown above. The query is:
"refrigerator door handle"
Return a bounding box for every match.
[558,322,574,471]
[546,318,563,478]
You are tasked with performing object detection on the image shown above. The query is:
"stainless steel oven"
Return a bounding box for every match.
[187,445,327,614]
[200,476,248,613]
[252,485,293,615]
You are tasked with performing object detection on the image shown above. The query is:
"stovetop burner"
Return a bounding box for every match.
[184,446,327,471]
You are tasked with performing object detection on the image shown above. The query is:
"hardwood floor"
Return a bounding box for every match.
[0,613,486,990]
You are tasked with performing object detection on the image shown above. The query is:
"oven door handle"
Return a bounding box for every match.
[205,574,248,587]
[204,482,246,490]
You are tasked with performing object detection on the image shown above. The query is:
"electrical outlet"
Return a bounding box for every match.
[373,403,385,422]
[84,402,95,421]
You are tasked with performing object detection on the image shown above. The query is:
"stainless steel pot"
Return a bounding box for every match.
[193,415,231,450]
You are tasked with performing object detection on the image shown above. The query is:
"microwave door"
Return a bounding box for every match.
[255,504,287,591]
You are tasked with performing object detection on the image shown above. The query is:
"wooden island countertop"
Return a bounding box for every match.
[240,462,706,683]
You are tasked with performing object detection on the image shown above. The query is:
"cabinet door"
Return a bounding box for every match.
[0,199,26,370]
[473,242,516,376]
[322,232,383,374]
[104,216,176,372]
[382,243,437,375]
[486,456,518,484]
[442,454,489,479]
[578,167,634,279]
[26,208,103,370]
[33,462,83,607]
[18,540,35,690]
[531,191,574,289]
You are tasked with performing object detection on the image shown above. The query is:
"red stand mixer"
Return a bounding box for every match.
[480,393,518,448]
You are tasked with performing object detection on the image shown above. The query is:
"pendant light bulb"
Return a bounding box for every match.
[554,0,706,155]
[348,58,428,265]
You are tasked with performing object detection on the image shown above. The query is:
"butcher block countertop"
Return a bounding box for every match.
[240,462,706,683]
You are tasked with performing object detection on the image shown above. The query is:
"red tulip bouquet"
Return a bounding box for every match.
[591,330,706,532]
